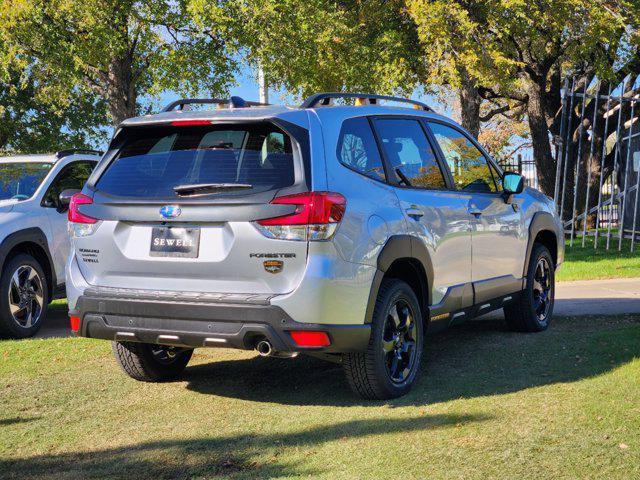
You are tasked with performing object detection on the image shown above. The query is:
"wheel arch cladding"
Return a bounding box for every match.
[525,212,560,276]
[365,235,433,324]
[0,228,56,300]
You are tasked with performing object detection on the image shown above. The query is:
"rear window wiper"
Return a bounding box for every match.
[173,183,253,196]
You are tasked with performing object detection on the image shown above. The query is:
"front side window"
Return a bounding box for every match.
[428,122,498,193]
[336,117,386,181]
[97,123,296,198]
[373,119,446,189]
[43,161,96,206]
[0,162,52,201]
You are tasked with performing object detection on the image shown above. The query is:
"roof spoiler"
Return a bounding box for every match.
[300,93,432,111]
[56,149,103,159]
[162,97,270,112]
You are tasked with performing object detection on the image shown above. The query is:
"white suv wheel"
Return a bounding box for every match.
[0,254,49,339]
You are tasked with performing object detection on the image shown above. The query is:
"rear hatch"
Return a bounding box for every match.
[71,120,311,295]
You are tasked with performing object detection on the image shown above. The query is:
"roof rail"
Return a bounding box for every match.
[300,93,432,111]
[56,149,103,159]
[162,97,269,112]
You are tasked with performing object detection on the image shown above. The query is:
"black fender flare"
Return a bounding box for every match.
[364,235,434,323]
[523,211,561,278]
[0,228,56,295]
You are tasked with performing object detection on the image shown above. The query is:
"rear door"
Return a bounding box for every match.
[371,117,472,313]
[72,121,310,295]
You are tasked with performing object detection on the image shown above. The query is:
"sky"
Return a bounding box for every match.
[100,63,453,153]
[157,67,269,108]
[155,64,449,115]
[94,69,448,151]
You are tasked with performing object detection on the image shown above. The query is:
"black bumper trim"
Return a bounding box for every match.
[72,294,371,353]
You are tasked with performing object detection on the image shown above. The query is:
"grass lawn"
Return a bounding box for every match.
[1,315,639,479]
[557,235,640,281]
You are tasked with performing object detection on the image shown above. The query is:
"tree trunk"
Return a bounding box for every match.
[458,66,481,139]
[105,56,137,125]
[527,79,556,197]
[0,126,9,151]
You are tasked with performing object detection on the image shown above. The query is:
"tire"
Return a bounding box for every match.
[504,243,555,332]
[0,253,49,339]
[343,279,424,400]
[112,341,194,382]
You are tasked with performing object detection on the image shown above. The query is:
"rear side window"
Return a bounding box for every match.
[373,118,446,189]
[336,117,385,181]
[97,123,296,198]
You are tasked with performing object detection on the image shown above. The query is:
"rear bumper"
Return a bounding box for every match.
[70,290,371,353]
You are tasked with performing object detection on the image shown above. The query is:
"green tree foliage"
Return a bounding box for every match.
[407,0,639,195]
[0,0,239,125]
[0,62,107,154]
[189,0,425,99]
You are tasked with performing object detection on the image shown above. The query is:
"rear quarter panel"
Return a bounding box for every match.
[312,109,406,267]
[271,110,407,325]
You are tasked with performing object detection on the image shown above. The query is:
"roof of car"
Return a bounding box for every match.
[119,93,443,128]
[0,154,58,163]
[120,106,297,127]
[0,151,102,163]
[119,105,451,129]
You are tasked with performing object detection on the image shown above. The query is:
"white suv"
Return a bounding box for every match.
[0,150,100,338]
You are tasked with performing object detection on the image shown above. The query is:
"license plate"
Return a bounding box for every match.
[150,227,200,258]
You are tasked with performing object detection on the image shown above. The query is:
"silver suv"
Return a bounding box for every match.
[65,94,563,399]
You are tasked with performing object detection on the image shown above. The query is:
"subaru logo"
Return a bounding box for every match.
[160,205,181,219]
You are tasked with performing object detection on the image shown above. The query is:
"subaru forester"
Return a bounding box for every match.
[63,94,563,399]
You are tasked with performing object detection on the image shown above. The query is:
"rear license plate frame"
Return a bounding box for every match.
[150,227,201,258]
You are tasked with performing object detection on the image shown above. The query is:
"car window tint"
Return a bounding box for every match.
[96,123,296,198]
[44,161,96,205]
[428,122,497,193]
[336,117,385,181]
[260,132,286,164]
[0,162,52,201]
[374,119,446,189]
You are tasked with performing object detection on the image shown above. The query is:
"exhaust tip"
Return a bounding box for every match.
[256,340,272,357]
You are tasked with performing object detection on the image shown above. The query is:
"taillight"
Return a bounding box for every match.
[68,193,100,237]
[68,193,96,224]
[254,192,346,241]
[70,315,80,333]
[289,331,331,347]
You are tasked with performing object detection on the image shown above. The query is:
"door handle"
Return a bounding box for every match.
[468,207,482,217]
[406,207,424,219]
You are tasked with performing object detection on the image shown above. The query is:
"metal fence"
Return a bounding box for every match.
[552,75,640,251]
[498,154,539,190]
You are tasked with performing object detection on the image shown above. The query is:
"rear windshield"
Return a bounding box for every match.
[96,123,296,198]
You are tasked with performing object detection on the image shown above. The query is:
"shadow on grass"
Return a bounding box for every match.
[183,316,640,407]
[0,417,39,426]
[0,414,488,479]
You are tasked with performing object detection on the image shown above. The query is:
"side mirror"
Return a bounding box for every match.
[502,172,524,195]
[58,189,80,211]
[42,198,57,208]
